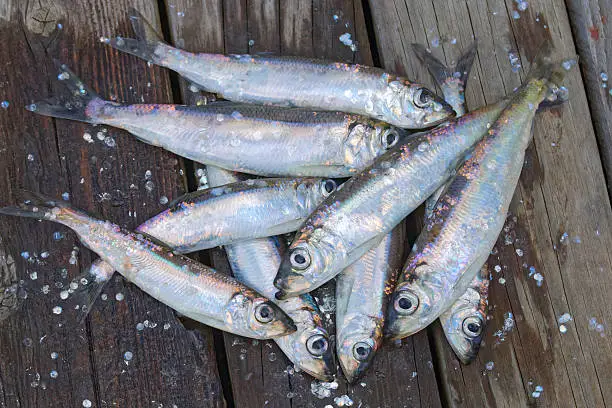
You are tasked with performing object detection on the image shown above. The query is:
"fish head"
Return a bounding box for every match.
[385,267,439,339]
[297,178,338,212]
[288,318,335,381]
[337,314,382,383]
[440,297,486,364]
[241,295,297,339]
[274,235,338,299]
[395,83,455,128]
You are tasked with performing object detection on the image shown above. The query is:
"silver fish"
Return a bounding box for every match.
[438,267,489,364]
[414,42,489,363]
[106,9,455,129]
[274,100,509,299]
[206,166,334,381]
[28,65,406,178]
[0,195,296,339]
[335,224,405,383]
[386,67,557,340]
[136,177,336,253]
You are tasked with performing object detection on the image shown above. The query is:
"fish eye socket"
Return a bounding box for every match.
[290,248,311,270]
[414,88,434,108]
[462,316,483,337]
[306,334,329,356]
[394,290,419,315]
[352,341,372,361]
[321,179,337,196]
[254,303,275,323]
[381,129,399,149]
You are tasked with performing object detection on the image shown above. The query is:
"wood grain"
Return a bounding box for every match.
[0,1,224,407]
[565,0,612,196]
[370,0,612,406]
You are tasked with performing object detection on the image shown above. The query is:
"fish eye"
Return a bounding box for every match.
[414,88,434,108]
[462,316,483,337]
[352,341,372,361]
[254,302,276,323]
[393,290,419,315]
[321,179,337,196]
[290,248,311,270]
[306,334,329,356]
[381,129,399,149]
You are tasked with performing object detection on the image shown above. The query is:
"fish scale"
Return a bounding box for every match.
[386,73,552,340]
[206,166,334,381]
[275,100,508,299]
[107,9,455,129]
[0,197,296,340]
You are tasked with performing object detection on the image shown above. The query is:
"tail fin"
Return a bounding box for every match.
[26,62,105,124]
[107,8,166,63]
[412,41,477,91]
[63,259,115,324]
[0,191,69,221]
[413,41,478,115]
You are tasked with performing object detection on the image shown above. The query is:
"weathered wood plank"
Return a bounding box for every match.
[0,1,225,407]
[565,0,612,196]
[370,0,612,406]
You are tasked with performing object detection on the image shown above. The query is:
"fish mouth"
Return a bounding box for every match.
[273,270,311,300]
[264,303,298,338]
[423,101,456,127]
[298,358,335,382]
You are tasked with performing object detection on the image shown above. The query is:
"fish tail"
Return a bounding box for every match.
[107,8,166,64]
[63,259,115,324]
[26,62,106,124]
[0,191,78,225]
[412,41,478,90]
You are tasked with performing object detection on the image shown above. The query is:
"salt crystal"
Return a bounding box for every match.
[82,400,92,408]
[163,323,171,330]
[334,395,354,407]
[159,196,168,205]
[499,277,506,284]
[30,271,38,280]
[50,370,58,379]
[559,324,567,333]
[485,361,494,370]
[124,351,133,361]
[115,293,124,301]
[601,72,609,82]
[136,322,145,331]
[52,306,62,314]
[60,290,69,300]
[145,180,155,192]
[1,101,9,109]
[450,38,457,44]
[83,133,94,143]
[431,37,440,48]
[515,248,523,257]
[145,170,153,179]
[533,273,544,286]
[558,313,572,324]
[104,136,116,147]
[51,352,58,359]
[248,39,255,47]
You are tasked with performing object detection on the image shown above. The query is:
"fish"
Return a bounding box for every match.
[335,223,405,383]
[28,64,408,178]
[385,58,560,340]
[414,41,489,363]
[0,194,296,339]
[438,267,489,364]
[105,9,455,129]
[136,177,337,253]
[274,99,510,299]
[206,166,334,381]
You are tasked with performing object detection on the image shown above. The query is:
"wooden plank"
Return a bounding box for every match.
[0,1,225,407]
[369,0,612,406]
[565,0,612,196]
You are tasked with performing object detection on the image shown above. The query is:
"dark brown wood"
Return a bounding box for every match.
[370,0,612,406]
[0,1,224,407]
[565,0,612,197]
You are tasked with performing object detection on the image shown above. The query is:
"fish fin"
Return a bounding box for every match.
[0,191,69,221]
[412,41,478,89]
[26,62,106,124]
[63,259,115,324]
[108,8,166,63]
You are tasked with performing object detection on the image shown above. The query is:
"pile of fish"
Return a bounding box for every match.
[1,9,567,382]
